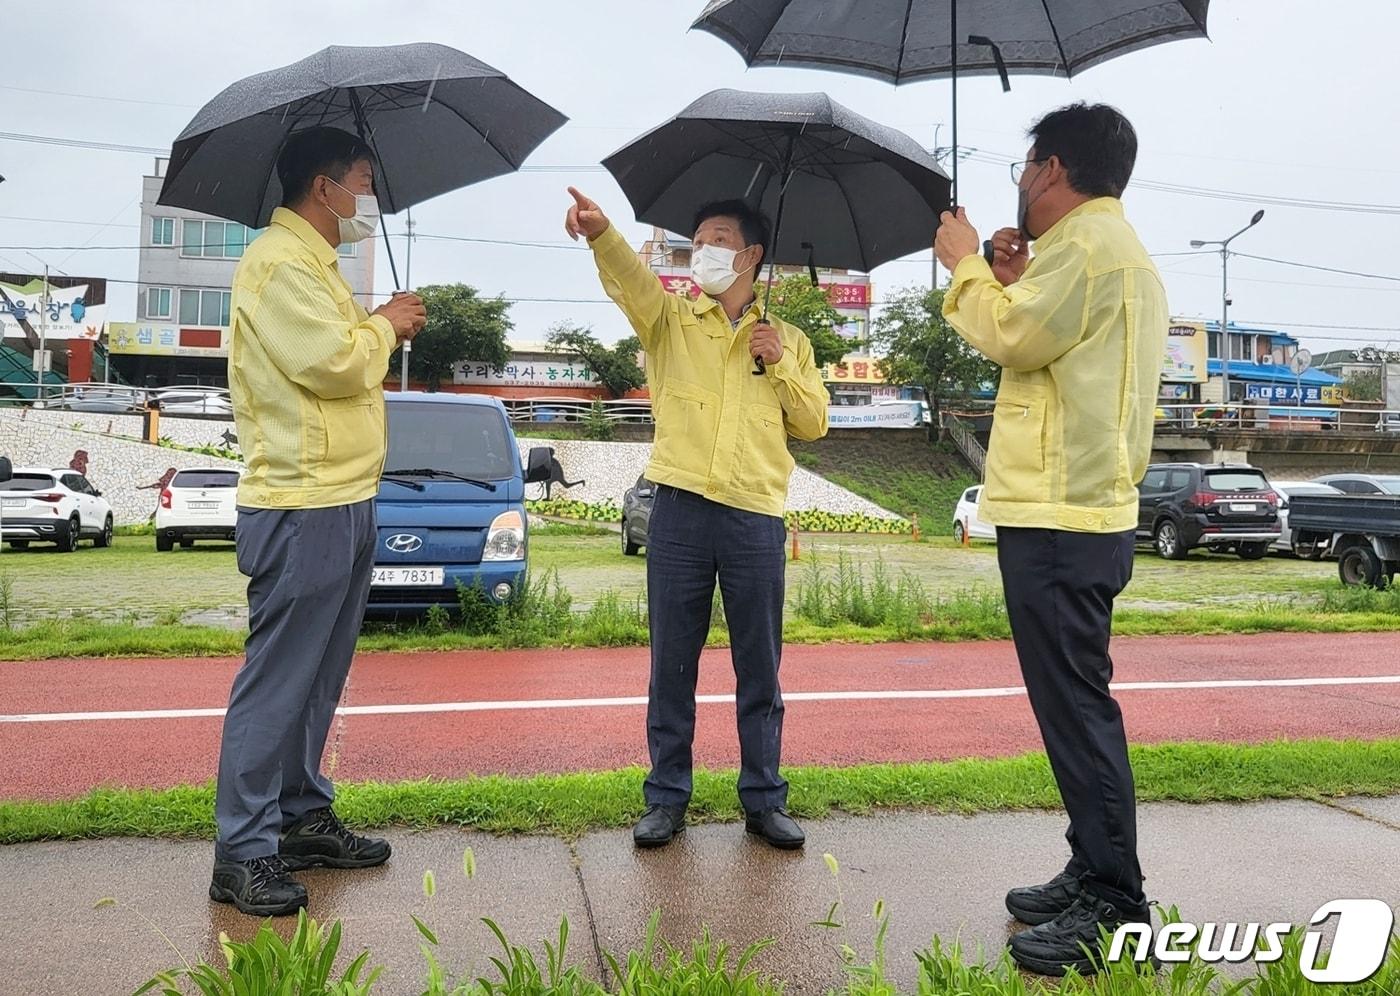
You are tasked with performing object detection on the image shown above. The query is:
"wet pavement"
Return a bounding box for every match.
[2,797,1398,994]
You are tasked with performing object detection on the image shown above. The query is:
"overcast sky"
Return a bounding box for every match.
[4,0,1398,355]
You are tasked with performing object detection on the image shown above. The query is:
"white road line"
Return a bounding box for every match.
[4,675,1400,724]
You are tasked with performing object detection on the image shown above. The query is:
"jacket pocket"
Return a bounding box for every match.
[985,382,1050,504]
[654,380,720,472]
[318,395,380,476]
[736,403,794,496]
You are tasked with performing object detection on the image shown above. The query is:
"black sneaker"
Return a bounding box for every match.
[744,807,805,850]
[1009,892,1151,977]
[633,804,686,848]
[279,808,391,870]
[209,856,307,917]
[1006,869,1085,925]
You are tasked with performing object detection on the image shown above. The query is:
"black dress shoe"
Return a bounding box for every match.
[744,807,805,850]
[209,856,307,917]
[1006,869,1085,925]
[279,807,391,870]
[633,804,686,848]
[1009,892,1151,977]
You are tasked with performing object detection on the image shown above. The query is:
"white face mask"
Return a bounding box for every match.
[324,177,380,244]
[690,243,754,296]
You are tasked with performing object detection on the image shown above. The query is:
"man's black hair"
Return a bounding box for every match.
[277,127,375,207]
[692,199,773,261]
[1028,103,1137,199]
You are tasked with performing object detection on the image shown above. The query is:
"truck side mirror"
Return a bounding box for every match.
[524,447,553,484]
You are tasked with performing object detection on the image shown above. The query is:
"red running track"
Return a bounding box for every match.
[3,633,1400,801]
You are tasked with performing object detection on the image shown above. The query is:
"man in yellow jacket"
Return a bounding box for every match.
[211,127,426,917]
[565,187,828,851]
[935,103,1168,977]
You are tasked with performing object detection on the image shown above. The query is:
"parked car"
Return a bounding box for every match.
[0,466,113,551]
[1312,473,1400,496]
[366,392,552,616]
[952,485,996,544]
[155,467,242,551]
[0,455,9,553]
[1136,463,1280,560]
[620,476,656,555]
[1377,412,1400,434]
[61,387,146,413]
[1269,480,1343,557]
[150,388,233,417]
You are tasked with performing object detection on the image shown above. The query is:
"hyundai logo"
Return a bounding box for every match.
[385,533,423,554]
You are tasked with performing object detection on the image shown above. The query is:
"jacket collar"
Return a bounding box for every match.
[270,206,340,267]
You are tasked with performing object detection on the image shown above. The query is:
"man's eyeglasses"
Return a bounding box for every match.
[1010,158,1048,184]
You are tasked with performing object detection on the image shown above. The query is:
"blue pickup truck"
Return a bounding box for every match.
[367,392,552,616]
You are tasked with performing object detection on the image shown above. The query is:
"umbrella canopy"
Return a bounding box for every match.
[158,42,567,229]
[602,88,950,273]
[691,0,1209,84]
[691,0,1210,203]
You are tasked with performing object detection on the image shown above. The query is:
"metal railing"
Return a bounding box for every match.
[500,397,655,424]
[1,381,232,417]
[1153,403,1400,434]
[943,414,987,476]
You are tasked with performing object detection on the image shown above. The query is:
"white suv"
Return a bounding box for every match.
[156,467,242,551]
[1,467,114,552]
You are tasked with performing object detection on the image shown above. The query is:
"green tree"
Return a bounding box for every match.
[763,273,856,369]
[545,323,644,398]
[1344,369,1382,402]
[867,286,999,434]
[403,284,512,392]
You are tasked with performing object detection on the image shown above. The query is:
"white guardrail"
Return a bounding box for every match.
[4,385,1397,435]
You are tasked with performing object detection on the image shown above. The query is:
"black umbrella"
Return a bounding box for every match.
[692,0,1210,204]
[602,88,951,371]
[158,42,567,283]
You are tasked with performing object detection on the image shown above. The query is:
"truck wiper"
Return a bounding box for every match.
[382,468,498,492]
[380,475,425,492]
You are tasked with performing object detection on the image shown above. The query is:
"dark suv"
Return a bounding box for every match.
[1137,463,1281,560]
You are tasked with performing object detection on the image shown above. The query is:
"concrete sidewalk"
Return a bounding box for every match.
[3,797,1399,994]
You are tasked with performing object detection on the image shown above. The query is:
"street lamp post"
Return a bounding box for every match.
[1191,210,1265,409]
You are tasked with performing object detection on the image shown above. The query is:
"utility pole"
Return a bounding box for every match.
[1191,210,1265,409]
[37,265,50,404]
[400,209,415,392]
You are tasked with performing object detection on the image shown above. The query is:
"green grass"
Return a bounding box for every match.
[6,563,1400,661]
[5,738,1399,844]
[789,434,976,533]
[6,532,1399,660]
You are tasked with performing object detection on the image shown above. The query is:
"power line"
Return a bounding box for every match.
[0,84,197,109]
[960,149,1400,217]
[0,131,166,156]
[1232,253,1400,284]
[9,124,1400,218]
[0,214,139,229]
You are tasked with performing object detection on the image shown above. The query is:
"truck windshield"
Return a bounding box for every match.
[385,402,517,483]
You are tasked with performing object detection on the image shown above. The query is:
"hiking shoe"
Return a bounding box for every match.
[279,808,391,870]
[209,855,307,917]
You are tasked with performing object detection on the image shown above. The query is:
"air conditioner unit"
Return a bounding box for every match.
[1259,355,1275,365]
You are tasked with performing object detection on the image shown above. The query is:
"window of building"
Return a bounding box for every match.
[178,288,231,326]
[182,219,258,259]
[144,287,172,319]
[151,217,176,246]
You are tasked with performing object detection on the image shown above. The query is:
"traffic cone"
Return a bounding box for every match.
[911,513,921,543]
[962,519,971,548]
[790,523,801,561]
